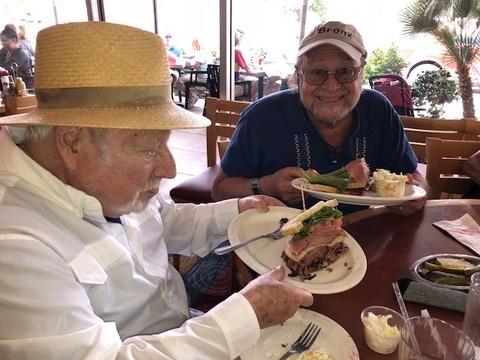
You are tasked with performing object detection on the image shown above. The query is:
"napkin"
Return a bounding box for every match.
[398,278,467,313]
[433,214,480,256]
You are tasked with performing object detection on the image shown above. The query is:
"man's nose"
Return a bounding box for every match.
[153,148,176,179]
[321,72,341,89]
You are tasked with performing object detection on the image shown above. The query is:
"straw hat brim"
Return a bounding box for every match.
[0,101,211,130]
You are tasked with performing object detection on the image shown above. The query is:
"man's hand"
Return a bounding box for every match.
[238,195,285,213]
[240,266,314,329]
[259,167,305,204]
[388,173,426,215]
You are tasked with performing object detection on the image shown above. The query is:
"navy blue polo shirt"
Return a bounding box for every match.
[221,89,417,212]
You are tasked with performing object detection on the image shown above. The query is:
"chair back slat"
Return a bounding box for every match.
[425,137,480,198]
[400,115,466,162]
[205,97,250,167]
[464,118,480,140]
[400,115,465,131]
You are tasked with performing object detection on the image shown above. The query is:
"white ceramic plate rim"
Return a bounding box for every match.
[291,178,426,206]
[228,206,367,294]
[241,308,360,360]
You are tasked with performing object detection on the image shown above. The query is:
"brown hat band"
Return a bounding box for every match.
[36,85,171,109]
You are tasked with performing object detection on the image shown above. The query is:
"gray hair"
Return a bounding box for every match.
[7,125,109,156]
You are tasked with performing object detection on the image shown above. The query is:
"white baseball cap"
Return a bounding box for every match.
[298,21,367,62]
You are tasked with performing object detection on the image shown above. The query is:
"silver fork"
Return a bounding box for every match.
[213,218,287,255]
[278,322,321,360]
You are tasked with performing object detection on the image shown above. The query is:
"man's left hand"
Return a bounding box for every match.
[238,195,285,213]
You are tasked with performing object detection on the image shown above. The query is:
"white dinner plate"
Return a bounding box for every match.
[291,178,426,206]
[241,308,360,360]
[227,206,367,294]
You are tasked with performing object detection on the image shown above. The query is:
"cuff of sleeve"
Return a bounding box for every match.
[208,292,260,358]
[213,199,239,233]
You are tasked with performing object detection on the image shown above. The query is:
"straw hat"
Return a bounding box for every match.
[0,22,210,129]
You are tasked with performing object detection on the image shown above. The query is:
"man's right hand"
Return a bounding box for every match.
[240,266,314,329]
[259,167,304,204]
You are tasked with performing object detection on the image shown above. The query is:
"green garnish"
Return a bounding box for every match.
[303,168,350,193]
[296,206,343,239]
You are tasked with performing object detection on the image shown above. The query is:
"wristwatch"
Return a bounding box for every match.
[250,177,262,195]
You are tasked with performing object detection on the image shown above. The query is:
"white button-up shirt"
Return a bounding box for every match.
[0,130,260,359]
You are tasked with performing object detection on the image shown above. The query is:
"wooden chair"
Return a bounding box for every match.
[400,115,465,163]
[464,118,480,141]
[4,95,37,115]
[170,97,250,203]
[425,137,480,199]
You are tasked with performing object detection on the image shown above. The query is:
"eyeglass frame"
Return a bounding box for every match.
[299,66,363,86]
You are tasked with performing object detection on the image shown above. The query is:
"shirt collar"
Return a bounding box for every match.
[0,129,106,223]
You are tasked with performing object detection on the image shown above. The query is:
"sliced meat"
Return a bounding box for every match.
[286,218,343,258]
[345,158,370,186]
[282,242,349,281]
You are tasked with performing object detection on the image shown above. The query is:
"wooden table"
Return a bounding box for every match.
[308,199,480,359]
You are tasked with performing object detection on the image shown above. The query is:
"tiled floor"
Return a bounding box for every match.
[160,99,207,198]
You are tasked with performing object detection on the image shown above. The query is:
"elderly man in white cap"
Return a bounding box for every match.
[213,21,427,215]
[0,22,314,359]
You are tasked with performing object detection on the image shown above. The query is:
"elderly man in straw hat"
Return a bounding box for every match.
[0,22,313,359]
[213,21,428,215]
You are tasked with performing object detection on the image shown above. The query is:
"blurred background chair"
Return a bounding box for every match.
[400,115,465,163]
[170,96,250,203]
[425,137,480,199]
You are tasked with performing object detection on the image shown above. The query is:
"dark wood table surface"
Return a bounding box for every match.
[308,199,480,359]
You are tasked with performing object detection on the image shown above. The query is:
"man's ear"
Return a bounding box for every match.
[55,127,84,170]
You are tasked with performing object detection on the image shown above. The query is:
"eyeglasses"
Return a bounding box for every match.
[301,66,362,86]
[1,39,13,46]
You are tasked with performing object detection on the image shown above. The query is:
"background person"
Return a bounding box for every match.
[212,21,427,215]
[175,38,211,109]
[235,29,258,100]
[18,24,35,62]
[0,25,34,89]
[0,22,313,359]
[165,33,183,58]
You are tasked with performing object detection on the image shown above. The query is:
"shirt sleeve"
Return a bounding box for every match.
[235,49,248,70]
[0,237,260,360]
[159,197,239,257]
[119,293,260,360]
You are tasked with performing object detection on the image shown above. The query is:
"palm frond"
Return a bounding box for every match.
[433,26,480,68]
[425,0,453,18]
[451,0,480,18]
[401,0,439,37]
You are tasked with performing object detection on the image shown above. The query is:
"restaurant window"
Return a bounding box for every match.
[155,0,219,65]
[231,0,324,100]
[103,0,155,33]
[0,0,88,49]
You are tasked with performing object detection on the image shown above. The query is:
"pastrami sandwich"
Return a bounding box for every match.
[280,199,349,280]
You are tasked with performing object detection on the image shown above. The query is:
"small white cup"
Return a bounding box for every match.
[361,305,404,354]
[375,178,406,197]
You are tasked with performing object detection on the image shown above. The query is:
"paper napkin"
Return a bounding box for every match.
[433,214,480,256]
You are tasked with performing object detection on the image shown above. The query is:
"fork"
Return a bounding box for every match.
[213,218,287,255]
[278,322,321,360]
